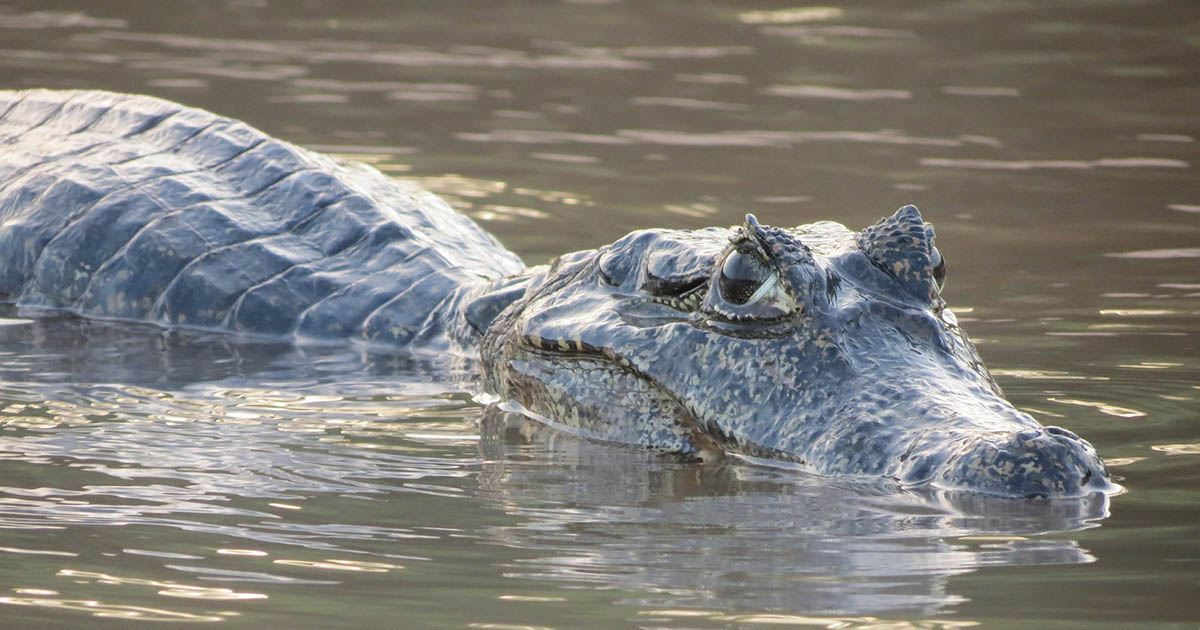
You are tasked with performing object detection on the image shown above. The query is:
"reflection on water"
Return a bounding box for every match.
[1,0,1198,627]
[476,410,1107,615]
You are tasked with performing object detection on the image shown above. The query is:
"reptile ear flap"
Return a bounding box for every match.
[856,205,943,303]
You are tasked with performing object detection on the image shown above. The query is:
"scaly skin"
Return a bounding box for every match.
[0,89,522,350]
[481,212,1117,499]
[1,90,1116,499]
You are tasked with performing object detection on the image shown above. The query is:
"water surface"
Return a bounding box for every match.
[0,1,1197,628]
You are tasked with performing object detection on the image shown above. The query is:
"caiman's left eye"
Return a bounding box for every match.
[719,250,772,305]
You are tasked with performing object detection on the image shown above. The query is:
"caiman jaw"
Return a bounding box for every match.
[508,334,726,460]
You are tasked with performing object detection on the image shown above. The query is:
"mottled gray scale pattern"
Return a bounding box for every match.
[752,220,814,269]
[856,204,940,303]
[0,89,523,348]
[505,355,698,455]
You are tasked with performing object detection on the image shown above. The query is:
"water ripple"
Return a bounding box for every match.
[76,31,653,72]
[762,25,918,40]
[738,7,844,24]
[1106,247,1200,259]
[0,595,228,623]
[921,157,1190,170]
[766,85,913,100]
[60,568,268,600]
[942,86,1021,97]
[630,96,748,111]
[0,9,127,29]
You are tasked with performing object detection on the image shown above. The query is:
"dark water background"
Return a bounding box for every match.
[1,1,1197,627]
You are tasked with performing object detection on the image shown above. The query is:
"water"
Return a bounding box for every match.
[0,1,1197,627]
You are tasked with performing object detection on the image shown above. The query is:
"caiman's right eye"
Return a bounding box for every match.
[931,248,946,291]
[718,250,771,305]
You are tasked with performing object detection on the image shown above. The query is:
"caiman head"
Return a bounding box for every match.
[477,206,1116,500]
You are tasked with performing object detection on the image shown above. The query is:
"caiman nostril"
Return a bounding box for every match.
[1045,425,1080,441]
[1081,470,1093,486]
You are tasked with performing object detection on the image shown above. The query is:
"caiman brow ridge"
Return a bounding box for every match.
[0,89,1118,500]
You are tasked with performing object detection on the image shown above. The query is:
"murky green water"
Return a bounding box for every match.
[1,1,1197,627]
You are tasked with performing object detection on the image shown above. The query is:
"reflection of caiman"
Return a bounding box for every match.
[0,90,1115,499]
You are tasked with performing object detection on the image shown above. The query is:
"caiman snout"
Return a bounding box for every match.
[936,426,1114,499]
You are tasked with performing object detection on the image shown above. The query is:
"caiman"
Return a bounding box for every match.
[0,90,1116,499]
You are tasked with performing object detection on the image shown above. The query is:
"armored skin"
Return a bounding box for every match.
[0,89,523,349]
[480,213,1115,499]
[0,90,1116,499]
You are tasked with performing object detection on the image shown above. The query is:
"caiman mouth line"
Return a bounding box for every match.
[515,332,816,465]
[516,333,732,459]
[520,333,629,364]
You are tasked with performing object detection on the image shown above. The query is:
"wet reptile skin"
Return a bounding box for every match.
[0,90,1116,499]
[0,89,523,349]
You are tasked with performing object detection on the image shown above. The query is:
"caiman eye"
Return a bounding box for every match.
[931,248,946,291]
[719,250,771,305]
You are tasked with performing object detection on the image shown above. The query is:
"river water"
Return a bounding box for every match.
[0,1,1197,628]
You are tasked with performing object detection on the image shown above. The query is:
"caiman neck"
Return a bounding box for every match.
[444,269,542,354]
